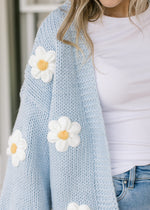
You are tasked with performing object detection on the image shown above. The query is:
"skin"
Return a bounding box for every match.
[99,0,133,17]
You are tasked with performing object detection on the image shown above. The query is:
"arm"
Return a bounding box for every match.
[0,11,56,210]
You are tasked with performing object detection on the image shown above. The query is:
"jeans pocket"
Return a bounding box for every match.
[112,178,128,202]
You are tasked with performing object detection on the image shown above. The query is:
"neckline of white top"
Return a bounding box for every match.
[95,3,150,24]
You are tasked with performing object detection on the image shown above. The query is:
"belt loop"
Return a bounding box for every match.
[128,166,136,189]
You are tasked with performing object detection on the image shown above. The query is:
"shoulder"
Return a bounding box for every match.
[20,1,72,113]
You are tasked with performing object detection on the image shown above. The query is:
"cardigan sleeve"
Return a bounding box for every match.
[0,12,56,210]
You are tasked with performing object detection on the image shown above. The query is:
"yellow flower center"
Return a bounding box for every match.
[37,60,48,71]
[57,130,69,140]
[11,143,17,154]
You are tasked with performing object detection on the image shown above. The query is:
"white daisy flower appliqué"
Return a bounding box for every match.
[67,202,90,210]
[47,116,81,152]
[28,46,56,83]
[6,130,27,167]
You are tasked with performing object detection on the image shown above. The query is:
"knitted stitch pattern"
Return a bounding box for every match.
[0,0,119,209]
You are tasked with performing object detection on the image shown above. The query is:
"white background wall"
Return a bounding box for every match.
[0,0,11,193]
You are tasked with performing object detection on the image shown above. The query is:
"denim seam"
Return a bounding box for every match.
[117,181,128,202]
[113,177,150,180]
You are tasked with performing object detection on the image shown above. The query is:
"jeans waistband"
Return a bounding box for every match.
[112,164,150,188]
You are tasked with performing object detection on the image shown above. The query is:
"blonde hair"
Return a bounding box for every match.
[57,0,149,72]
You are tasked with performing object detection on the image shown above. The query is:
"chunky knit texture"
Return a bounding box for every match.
[0,0,119,209]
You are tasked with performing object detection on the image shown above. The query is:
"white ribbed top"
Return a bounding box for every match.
[87,4,150,176]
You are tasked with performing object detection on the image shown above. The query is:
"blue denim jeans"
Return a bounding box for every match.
[112,164,150,210]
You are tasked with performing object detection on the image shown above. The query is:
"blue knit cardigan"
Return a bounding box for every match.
[0,0,119,209]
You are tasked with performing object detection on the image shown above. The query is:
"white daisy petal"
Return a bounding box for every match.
[45,51,56,62]
[67,202,79,210]
[79,205,91,210]
[31,68,41,79]
[12,155,19,167]
[28,55,37,67]
[29,46,56,83]
[55,140,69,152]
[6,147,11,155]
[8,136,14,146]
[7,130,27,167]
[67,202,90,210]
[17,138,27,150]
[47,131,58,143]
[14,129,22,137]
[35,46,46,57]
[48,116,82,152]
[12,129,22,141]
[48,120,61,132]
[41,70,53,83]
[48,63,56,74]
[68,122,81,135]
[16,150,26,161]
[58,116,72,131]
[68,135,80,147]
